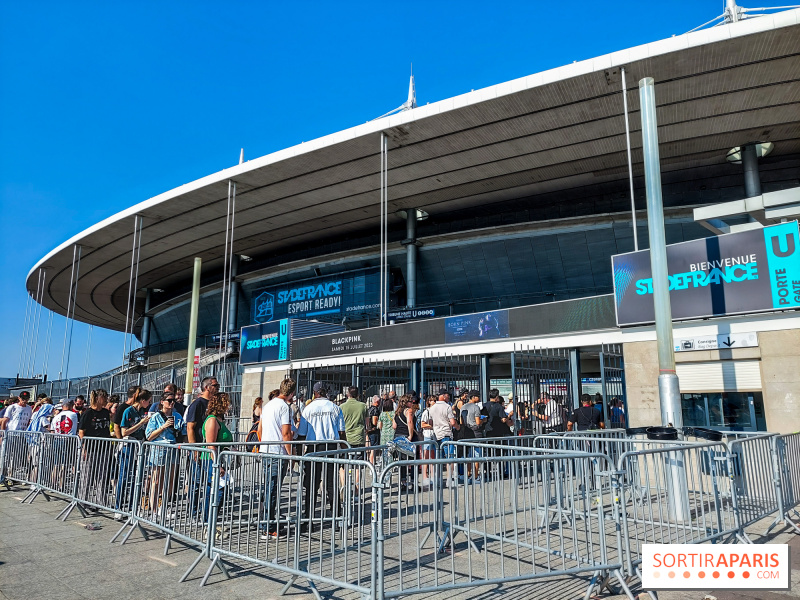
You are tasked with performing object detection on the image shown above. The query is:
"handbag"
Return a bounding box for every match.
[388,437,416,458]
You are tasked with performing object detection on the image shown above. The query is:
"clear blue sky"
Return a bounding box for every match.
[0,0,739,379]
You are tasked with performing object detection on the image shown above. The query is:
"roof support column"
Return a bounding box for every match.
[742,143,762,198]
[404,209,418,309]
[639,77,682,430]
[621,66,639,251]
[141,288,153,349]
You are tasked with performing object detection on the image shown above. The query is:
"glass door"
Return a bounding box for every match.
[681,391,762,432]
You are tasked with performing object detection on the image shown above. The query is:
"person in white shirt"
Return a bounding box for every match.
[258,378,296,539]
[51,400,79,436]
[6,392,33,431]
[297,382,346,528]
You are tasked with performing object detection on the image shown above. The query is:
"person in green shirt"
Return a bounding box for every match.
[340,387,369,447]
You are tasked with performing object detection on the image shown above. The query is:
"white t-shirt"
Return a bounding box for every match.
[6,404,32,431]
[51,410,79,436]
[420,408,435,440]
[298,399,345,442]
[259,397,292,455]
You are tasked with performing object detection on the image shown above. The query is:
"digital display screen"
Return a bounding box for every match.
[444,310,509,344]
[239,319,289,364]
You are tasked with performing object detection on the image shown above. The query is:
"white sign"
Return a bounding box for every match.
[674,332,758,352]
[642,544,788,589]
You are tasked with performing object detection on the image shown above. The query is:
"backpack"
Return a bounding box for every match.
[245,421,261,453]
[414,407,425,436]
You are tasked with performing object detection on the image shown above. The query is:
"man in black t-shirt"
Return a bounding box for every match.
[484,389,511,438]
[567,394,604,432]
[186,377,219,444]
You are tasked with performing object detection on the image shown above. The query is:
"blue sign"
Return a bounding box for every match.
[612,221,800,326]
[253,291,274,323]
[240,319,290,364]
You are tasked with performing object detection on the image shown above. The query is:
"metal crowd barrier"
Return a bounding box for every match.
[204,443,376,597]
[770,432,800,535]
[3,425,800,599]
[615,440,744,585]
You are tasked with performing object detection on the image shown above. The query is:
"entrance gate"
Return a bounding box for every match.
[600,343,626,428]
[511,347,572,435]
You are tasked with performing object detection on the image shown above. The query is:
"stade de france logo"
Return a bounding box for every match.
[254,292,274,323]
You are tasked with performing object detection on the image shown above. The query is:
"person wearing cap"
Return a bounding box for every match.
[297,382,347,530]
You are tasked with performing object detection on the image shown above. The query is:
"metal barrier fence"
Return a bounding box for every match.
[2,427,799,598]
[771,432,800,535]
[615,441,744,583]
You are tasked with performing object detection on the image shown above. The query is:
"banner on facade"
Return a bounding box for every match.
[612,222,800,326]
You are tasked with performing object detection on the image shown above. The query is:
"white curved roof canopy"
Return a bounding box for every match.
[27,10,800,333]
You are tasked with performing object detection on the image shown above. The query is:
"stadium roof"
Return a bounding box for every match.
[27,9,800,332]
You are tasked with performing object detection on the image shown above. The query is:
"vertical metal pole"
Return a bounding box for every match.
[510,351,519,434]
[383,135,389,326]
[480,355,489,403]
[568,348,581,412]
[621,66,639,251]
[84,325,93,378]
[23,269,43,377]
[185,258,203,398]
[379,133,385,327]
[639,77,682,429]
[122,216,140,369]
[406,209,417,309]
[217,181,233,365]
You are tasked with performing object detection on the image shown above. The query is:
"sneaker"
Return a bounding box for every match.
[113,513,123,521]
[260,527,288,540]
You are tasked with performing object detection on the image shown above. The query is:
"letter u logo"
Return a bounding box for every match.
[772,234,796,258]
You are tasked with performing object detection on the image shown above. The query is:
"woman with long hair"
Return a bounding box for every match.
[252,397,263,424]
[145,391,186,520]
[392,394,417,489]
[202,393,233,538]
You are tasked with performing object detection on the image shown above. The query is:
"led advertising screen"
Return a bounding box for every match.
[444,310,510,344]
[251,268,380,324]
[240,319,289,364]
[612,222,800,326]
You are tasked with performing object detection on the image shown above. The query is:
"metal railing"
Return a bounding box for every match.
[1,427,798,598]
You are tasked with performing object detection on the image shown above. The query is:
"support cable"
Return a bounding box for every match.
[59,245,79,379]
[60,245,82,379]
[217,180,237,388]
[43,309,54,380]
[18,284,34,377]
[621,66,639,251]
[28,268,47,377]
[121,216,143,371]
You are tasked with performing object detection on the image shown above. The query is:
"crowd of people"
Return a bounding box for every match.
[0,377,624,536]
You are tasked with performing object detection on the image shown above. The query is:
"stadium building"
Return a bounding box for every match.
[23,4,800,433]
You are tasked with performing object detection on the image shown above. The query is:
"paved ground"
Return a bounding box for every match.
[1,484,799,600]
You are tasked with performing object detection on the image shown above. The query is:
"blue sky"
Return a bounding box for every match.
[0,0,738,379]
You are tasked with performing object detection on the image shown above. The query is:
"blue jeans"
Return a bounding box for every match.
[114,445,132,511]
[261,456,287,530]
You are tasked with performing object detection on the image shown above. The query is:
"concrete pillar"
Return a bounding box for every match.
[405,210,418,308]
[141,289,153,349]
